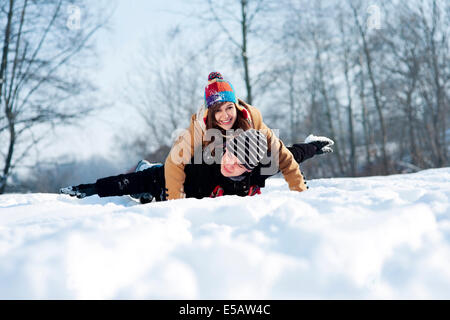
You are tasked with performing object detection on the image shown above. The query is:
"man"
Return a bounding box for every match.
[60,130,333,202]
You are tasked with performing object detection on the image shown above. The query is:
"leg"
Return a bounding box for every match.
[130,161,164,203]
[61,162,166,201]
[95,163,165,199]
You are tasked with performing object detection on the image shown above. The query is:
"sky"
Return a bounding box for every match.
[47,0,195,165]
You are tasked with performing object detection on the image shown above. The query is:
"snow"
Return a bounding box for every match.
[0,168,449,299]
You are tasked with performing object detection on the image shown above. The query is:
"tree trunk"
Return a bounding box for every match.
[1,112,15,194]
[0,0,14,102]
[288,70,295,144]
[0,0,14,194]
[429,2,446,166]
[315,48,345,175]
[358,55,372,171]
[339,14,356,176]
[344,65,356,176]
[240,0,252,105]
[351,3,390,174]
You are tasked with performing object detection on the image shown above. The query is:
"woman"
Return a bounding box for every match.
[165,72,308,200]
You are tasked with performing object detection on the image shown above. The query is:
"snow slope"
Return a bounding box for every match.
[0,168,449,299]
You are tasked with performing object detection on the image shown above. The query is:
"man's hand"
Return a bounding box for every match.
[60,183,97,199]
[305,134,334,155]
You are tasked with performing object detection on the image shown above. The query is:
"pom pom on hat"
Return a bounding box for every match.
[208,72,223,81]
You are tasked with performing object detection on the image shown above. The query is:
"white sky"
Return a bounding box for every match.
[47,0,195,164]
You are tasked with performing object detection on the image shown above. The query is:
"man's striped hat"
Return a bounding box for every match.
[226,129,268,170]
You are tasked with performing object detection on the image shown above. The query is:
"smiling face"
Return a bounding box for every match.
[214,102,237,131]
[220,148,252,177]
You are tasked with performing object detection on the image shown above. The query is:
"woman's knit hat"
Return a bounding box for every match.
[205,72,237,108]
[203,72,246,124]
[226,129,268,170]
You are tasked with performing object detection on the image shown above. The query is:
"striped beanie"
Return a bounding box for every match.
[204,72,237,108]
[226,129,268,170]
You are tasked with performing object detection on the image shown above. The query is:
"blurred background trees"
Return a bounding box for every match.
[0,0,111,193]
[1,0,449,193]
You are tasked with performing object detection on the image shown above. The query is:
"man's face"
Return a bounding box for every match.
[220,148,252,177]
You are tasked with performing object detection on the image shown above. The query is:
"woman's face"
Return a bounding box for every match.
[220,148,251,177]
[214,102,237,130]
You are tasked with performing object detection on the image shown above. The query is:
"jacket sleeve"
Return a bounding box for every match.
[287,143,317,164]
[248,105,307,192]
[164,114,204,200]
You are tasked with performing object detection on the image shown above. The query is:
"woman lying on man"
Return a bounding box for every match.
[60,129,333,203]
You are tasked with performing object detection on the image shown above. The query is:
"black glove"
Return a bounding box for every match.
[305,134,334,155]
[309,140,332,154]
[60,183,97,199]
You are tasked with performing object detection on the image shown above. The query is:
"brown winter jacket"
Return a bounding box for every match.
[164,99,307,199]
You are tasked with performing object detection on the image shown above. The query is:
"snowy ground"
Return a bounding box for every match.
[0,168,449,299]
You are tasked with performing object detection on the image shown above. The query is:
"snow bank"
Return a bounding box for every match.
[0,168,449,299]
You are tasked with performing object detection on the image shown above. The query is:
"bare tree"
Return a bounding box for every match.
[273,0,349,176]
[349,0,390,174]
[380,2,424,168]
[204,0,279,105]
[338,9,357,176]
[376,0,450,170]
[9,155,120,193]
[119,33,210,161]
[118,0,449,178]
[0,0,112,193]
[356,53,375,172]
[418,0,449,167]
